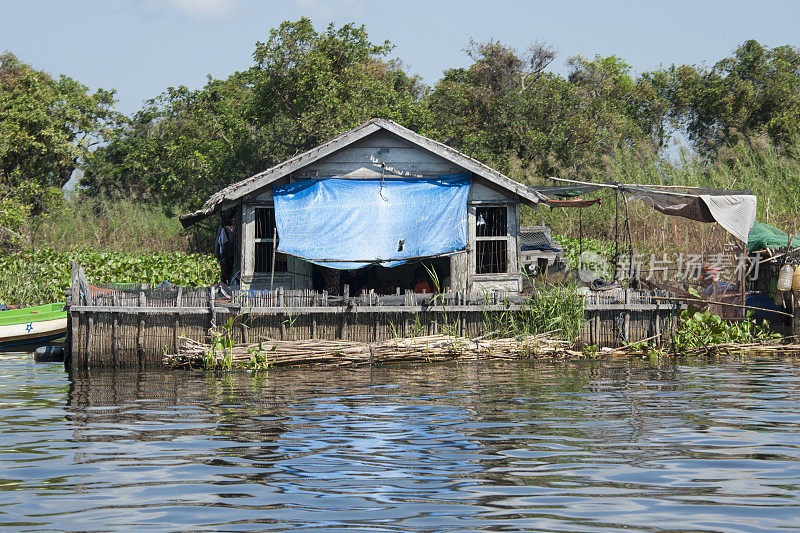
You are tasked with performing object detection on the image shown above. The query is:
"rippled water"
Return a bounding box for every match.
[1,353,800,532]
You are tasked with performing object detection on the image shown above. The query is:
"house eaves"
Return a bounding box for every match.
[180,118,544,227]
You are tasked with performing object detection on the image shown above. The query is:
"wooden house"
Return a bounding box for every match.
[181,119,545,295]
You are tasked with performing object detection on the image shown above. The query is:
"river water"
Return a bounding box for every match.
[1,353,799,532]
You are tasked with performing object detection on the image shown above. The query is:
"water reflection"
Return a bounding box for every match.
[2,354,800,531]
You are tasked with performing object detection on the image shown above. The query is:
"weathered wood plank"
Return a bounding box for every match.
[70,302,677,315]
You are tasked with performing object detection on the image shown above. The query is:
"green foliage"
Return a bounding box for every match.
[0,194,29,249]
[83,18,428,211]
[8,29,800,254]
[484,283,585,344]
[32,197,190,252]
[664,40,800,153]
[0,248,217,307]
[207,317,237,370]
[426,42,649,180]
[556,236,615,270]
[201,318,271,372]
[249,19,429,154]
[245,342,271,371]
[673,307,779,352]
[0,52,118,193]
[82,74,259,209]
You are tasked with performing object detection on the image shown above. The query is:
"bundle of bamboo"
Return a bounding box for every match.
[162,334,800,370]
[163,333,582,369]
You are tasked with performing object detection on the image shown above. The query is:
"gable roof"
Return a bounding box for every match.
[180,118,545,227]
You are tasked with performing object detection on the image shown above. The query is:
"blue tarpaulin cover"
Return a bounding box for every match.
[274,174,471,269]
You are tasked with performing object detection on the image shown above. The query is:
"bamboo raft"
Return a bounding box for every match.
[164,333,581,369]
[163,333,800,370]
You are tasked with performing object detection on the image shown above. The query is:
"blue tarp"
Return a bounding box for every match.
[274,174,471,269]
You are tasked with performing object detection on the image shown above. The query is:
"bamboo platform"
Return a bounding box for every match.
[64,263,682,368]
[165,333,576,369]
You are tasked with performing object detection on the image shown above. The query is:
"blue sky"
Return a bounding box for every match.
[3,0,800,115]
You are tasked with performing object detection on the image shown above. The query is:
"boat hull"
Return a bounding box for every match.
[0,303,67,349]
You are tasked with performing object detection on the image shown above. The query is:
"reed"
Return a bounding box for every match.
[32,198,190,253]
[164,332,579,369]
[480,282,585,345]
[519,140,800,256]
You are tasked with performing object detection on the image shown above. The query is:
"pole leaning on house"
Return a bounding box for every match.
[270,226,277,292]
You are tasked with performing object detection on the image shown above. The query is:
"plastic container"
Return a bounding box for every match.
[793,265,800,291]
[777,264,795,292]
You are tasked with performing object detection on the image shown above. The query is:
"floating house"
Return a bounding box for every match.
[181,118,546,295]
[64,120,689,368]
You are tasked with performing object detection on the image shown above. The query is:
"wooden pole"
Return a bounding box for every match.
[174,286,182,354]
[66,262,79,365]
[77,265,90,306]
[111,294,118,364]
[794,292,800,339]
[622,192,634,281]
[137,286,145,366]
[86,311,93,365]
[70,310,80,366]
[210,286,217,330]
[653,296,793,318]
[270,226,277,292]
[613,190,619,280]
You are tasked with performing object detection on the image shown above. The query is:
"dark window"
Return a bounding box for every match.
[476,206,507,237]
[255,242,287,273]
[255,207,276,239]
[476,240,508,274]
[254,207,286,273]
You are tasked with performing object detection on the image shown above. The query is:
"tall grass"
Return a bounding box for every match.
[516,139,800,255]
[31,198,191,252]
[483,283,585,345]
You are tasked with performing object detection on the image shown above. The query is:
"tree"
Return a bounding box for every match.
[84,18,429,211]
[426,42,650,181]
[0,53,118,194]
[247,18,428,160]
[665,40,800,153]
[83,73,258,210]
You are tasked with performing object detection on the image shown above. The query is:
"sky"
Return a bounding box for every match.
[3,0,800,115]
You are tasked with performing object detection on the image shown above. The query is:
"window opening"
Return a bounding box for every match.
[476,240,508,274]
[476,206,507,237]
[254,207,287,273]
[475,206,509,274]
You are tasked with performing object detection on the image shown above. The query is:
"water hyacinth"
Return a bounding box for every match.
[0,248,218,307]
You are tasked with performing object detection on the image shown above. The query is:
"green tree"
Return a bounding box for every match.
[83,73,258,210]
[426,41,650,181]
[247,18,428,160]
[666,39,800,153]
[84,18,429,211]
[0,52,118,194]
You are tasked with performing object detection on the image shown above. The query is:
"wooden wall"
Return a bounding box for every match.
[235,129,524,294]
[67,303,680,368]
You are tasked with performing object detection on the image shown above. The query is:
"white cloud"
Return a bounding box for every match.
[140,0,241,19]
[291,0,368,22]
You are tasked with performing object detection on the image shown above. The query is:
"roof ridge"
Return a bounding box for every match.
[181,118,544,227]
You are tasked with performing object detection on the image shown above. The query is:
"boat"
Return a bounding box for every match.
[0,303,67,349]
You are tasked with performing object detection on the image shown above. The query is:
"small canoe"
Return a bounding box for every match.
[0,303,67,348]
